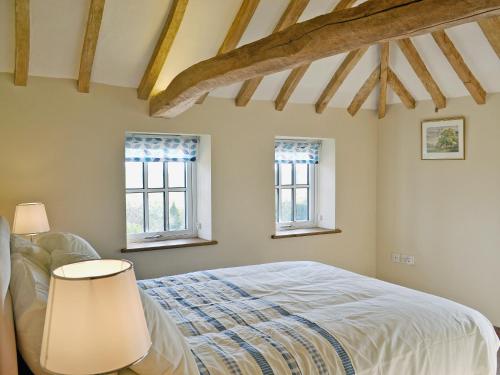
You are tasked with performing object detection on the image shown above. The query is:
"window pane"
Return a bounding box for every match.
[125,162,143,189]
[274,163,278,186]
[169,192,186,231]
[279,164,292,186]
[295,188,309,221]
[295,164,308,185]
[147,162,164,188]
[126,193,144,234]
[275,189,279,222]
[168,162,186,188]
[280,189,293,222]
[148,193,164,232]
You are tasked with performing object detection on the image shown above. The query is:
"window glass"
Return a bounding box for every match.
[280,164,292,186]
[126,193,144,234]
[168,162,186,188]
[148,192,164,232]
[169,192,186,231]
[295,164,308,185]
[125,162,143,189]
[295,188,309,221]
[280,188,293,223]
[147,163,164,189]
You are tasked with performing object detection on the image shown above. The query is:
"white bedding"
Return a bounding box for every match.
[139,261,499,375]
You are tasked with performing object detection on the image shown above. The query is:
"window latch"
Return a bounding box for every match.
[144,234,163,240]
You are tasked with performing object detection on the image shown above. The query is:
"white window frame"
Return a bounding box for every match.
[126,161,197,243]
[275,162,318,231]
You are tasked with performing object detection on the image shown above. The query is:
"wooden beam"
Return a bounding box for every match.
[397,38,446,109]
[432,29,486,104]
[197,0,260,104]
[77,0,105,93]
[478,16,500,58]
[275,0,357,111]
[14,0,29,86]
[387,68,416,109]
[378,43,389,118]
[137,0,189,100]
[347,66,380,116]
[315,47,368,114]
[235,0,310,107]
[151,0,500,118]
[275,63,310,110]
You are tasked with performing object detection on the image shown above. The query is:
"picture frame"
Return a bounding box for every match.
[421,117,465,160]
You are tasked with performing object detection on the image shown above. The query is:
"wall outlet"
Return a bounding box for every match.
[391,253,401,263]
[401,255,415,265]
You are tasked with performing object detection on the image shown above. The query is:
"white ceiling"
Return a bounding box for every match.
[1,0,499,110]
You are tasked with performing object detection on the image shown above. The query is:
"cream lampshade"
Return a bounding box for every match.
[40,259,151,375]
[12,202,50,235]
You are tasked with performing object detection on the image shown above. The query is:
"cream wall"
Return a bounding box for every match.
[377,94,500,326]
[0,73,377,280]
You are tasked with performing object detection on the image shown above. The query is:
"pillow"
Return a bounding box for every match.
[35,232,100,271]
[130,289,199,375]
[9,253,50,375]
[10,235,51,273]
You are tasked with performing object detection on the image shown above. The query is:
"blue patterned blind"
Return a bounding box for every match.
[275,140,321,164]
[125,134,199,162]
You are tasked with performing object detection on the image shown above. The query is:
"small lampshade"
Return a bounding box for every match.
[12,202,50,235]
[40,259,151,375]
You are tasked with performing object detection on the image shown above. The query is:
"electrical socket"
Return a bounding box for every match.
[401,255,415,265]
[391,253,401,263]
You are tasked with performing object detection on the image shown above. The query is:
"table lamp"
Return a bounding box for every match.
[12,202,50,241]
[40,259,151,375]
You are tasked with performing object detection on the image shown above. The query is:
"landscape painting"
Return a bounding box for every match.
[421,117,465,160]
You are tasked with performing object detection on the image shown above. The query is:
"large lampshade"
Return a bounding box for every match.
[12,202,50,235]
[40,259,151,375]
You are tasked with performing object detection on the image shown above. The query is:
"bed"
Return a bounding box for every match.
[1,216,499,375]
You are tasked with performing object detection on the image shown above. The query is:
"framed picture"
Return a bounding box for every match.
[421,117,465,160]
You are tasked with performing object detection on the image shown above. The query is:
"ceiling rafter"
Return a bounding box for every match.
[378,43,390,118]
[432,29,486,104]
[315,47,368,114]
[196,0,260,104]
[397,38,446,109]
[275,0,358,112]
[14,0,30,86]
[235,0,310,107]
[347,66,380,116]
[387,68,416,109]
[150,0,500,118]
[478,16,500,58]
[137,0,189,100]
[77,0,106,93]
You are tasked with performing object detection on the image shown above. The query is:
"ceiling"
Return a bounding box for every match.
[1,0,499,110]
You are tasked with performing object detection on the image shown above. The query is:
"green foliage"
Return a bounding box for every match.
[436,128,459,152]
[169,202,184,230]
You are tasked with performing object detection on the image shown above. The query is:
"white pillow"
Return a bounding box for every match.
[9,253,50,375]
[35,232,100,271]
[10,235,51,273]
[130,289,199,375]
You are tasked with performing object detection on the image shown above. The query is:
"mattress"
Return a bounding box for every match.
[138,261,499,375]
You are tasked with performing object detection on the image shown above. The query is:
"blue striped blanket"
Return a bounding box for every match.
[138,263,355,375]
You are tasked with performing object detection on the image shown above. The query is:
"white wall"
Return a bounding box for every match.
[377,94,500,326]
[0,74,377,281]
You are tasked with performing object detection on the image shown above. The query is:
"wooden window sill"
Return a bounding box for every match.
[121,238,218,253]
[271,227,342,239]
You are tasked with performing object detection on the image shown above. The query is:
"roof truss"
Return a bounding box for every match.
[77,0,106,93]
[150,0,500,118]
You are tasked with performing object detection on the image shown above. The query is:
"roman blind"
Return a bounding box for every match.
[275,140,321,164]
[125,134,199,162]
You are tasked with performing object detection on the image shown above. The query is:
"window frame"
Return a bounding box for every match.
[275,162,318,231]
[125,161,197,243]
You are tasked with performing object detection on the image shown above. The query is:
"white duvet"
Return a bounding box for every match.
[137,261,499,375]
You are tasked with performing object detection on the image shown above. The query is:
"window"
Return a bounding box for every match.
[274,139,321,230]
[125,134,198,242]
